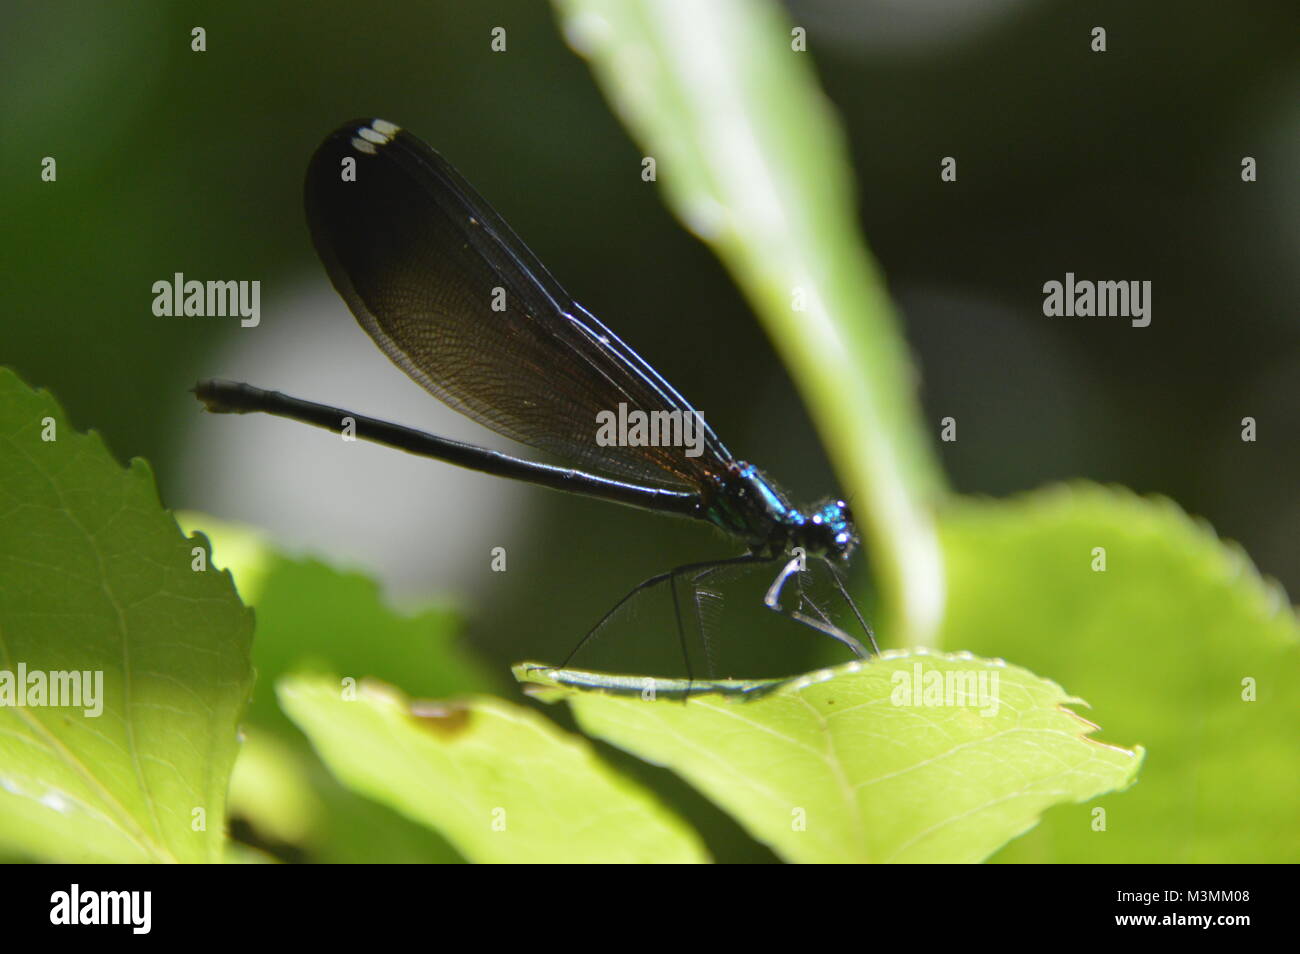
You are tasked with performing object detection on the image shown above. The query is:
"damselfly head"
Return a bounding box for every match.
[798,498,858,561]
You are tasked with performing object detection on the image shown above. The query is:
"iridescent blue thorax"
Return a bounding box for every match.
[701,461,858,561]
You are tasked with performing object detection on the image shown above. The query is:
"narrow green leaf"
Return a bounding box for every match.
[279,673,710,863]
[551,0,946,645]
[0,369,253,862]
[518,651,1141,862]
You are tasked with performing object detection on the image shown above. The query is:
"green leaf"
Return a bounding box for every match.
[226,722,464,863]
[225,727,325,846]
[517,652,1141,863]
[279,673,709,863]
[178,513,479,862]
[551,0,946,645]
[0,368,253,862]
[176,512,501,736]
[939,484,1300,862]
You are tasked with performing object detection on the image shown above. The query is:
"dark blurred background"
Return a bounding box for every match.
[4,0,1296,714]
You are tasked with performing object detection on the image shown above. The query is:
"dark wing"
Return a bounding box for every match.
[303,118,734,490]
